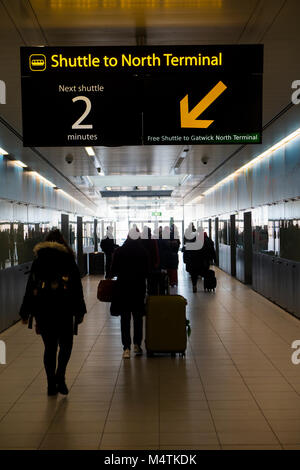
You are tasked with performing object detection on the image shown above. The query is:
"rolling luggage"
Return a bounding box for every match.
[145,295,187,356]
[204,269,217,292]
[89,252,104,275]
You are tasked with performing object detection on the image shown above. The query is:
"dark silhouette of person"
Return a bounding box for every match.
[100,226,115,278]
[19,229,87,396]
[185,227,217,292]
[140,226,160,294]
[109,228,149,358]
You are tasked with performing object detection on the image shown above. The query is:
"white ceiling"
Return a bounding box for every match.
[0,0,299,211]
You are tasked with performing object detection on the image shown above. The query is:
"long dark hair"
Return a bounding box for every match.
[45,229,74,256]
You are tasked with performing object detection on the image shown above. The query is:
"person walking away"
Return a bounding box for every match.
[182,222,196,265]
[185,228,217,292]
[140,226,160,295]
[110,228,149,358]
[168,224,180,287]
[203,232,217,268]
[19,229,87,396]
[157,226,179,288]
[100,226,115,278]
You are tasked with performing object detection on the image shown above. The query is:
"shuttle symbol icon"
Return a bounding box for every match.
[29,54,46,71]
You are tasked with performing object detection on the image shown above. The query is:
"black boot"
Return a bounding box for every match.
[47,378,58,396]
[56,375,69,395]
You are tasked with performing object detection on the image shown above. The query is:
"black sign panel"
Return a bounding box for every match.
[20,46,263,147]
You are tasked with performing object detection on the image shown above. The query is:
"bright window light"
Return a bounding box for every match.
[0,147,8,155]
[203,127,300,196]
[85,147,95,156]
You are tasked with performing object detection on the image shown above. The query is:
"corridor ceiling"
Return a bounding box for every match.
[0,0,299,211]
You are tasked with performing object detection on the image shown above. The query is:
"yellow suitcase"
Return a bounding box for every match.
[145,295,188,357]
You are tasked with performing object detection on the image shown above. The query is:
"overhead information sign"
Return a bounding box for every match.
[20,45,263,147]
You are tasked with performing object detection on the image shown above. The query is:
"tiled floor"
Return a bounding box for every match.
[1,265,300,449]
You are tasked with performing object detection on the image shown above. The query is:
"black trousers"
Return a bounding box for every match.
[120,312,143,350]
[40,320,74,384]
[105,253,112,278]
[191,265,210,286]
[191,273,198,286]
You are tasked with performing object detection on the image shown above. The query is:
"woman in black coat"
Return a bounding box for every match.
[19,230,87,395]
[185,230,217,292]
[110,229,149,358]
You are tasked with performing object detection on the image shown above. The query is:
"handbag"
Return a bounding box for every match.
[97,279,116,302]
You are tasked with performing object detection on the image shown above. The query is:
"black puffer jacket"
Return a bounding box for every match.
[19,241,87,330]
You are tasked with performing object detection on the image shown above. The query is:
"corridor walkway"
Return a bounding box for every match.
[1,266,300,450]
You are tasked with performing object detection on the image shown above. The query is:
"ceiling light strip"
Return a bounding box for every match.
[13,160,28,168]
[30,171,56,188]
[203,128,300,196]
[0,147,8,155]
[56,188,85,207]
[85,146,95,156]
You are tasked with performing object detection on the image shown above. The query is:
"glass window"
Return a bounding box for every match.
[279,219,300,262]
[218,218,230,245]
[83,220,94,249]
[198,219,209,235]
[0,204,60,270]
[236,214,244,249]
[69,220,77,252]
[252,206,269,254]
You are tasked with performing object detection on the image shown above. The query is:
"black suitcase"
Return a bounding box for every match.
[89,252,104,275]
[204,269,217,292]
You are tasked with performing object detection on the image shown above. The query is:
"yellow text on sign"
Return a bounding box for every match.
[180,81,227,128]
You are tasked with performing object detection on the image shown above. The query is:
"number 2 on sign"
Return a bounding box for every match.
[72,96,93,129]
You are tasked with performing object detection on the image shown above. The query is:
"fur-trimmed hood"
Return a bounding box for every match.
[33,241,69,255]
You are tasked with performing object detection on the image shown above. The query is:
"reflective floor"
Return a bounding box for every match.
[1,265,300,450]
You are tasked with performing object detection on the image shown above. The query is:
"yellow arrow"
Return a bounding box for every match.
[180,81,227,128]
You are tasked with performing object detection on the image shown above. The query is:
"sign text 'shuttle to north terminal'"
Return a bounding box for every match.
[50,52,223,68]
